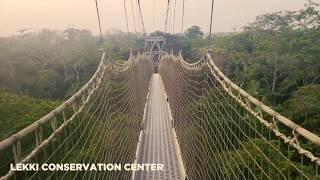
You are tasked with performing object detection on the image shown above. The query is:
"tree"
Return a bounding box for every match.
[149,31,165,37]
[284,85,320,133]
[0,90,60,139]
[184,26,204,39]
[294,0,320,30]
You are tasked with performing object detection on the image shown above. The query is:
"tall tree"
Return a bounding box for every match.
[184,26,204,39]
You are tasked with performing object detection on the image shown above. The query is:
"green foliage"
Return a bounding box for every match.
[210,1,320,124]
[0,90,60,140]
[184,25,204,39]
[173,2,320,178]
[223,139,319,179]
[284,85,320,133]
[0,28,144,100]
[0,28,100,99]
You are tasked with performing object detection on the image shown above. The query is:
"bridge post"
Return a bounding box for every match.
[144,36,166,73]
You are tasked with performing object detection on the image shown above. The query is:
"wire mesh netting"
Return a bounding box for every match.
[0,53,153,180]
[159,53,320,180]
[1,51,320,180]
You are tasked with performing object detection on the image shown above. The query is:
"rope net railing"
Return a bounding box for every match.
[159,52,320,180]
[0,52,153,180]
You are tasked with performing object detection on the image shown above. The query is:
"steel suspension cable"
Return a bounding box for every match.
[124,0,130,35]
[172,0,177,34]
[208,0,215,49]
[137,0,146,35]
[168,0,172,34]
[94,0,104,44]
[164,0,170,34]
[153,0,155,31]
[181,0,185,36]
[130,0,138,33]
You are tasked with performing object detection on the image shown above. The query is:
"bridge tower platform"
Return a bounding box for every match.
[144,36,166,73]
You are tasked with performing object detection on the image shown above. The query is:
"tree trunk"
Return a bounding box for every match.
[271,59,278,105]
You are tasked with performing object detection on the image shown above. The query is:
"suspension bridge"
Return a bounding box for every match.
[1,0,320,180]
[0,50,319,179]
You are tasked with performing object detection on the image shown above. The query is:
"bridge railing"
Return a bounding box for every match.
[0,52,108,178]
[206,52,320,162]
[0,52,153,179]
[159,52,320,180]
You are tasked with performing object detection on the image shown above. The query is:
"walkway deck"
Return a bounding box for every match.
[134,74,184,180]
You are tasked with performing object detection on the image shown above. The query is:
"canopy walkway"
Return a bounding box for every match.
[0,51,320,180]
[134,74,184,180]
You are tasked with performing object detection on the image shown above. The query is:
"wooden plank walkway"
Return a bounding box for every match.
[134,74,184,180]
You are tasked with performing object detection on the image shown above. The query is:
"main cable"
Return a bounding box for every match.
[124,0,130,35]
[173,0,177,34]
[164,0,170,33]
[130,0,138,33]
[208,0,215,49]
[94,0,104,44]
[153,0,155,31]
[181,0,185,36]
[168,0,172,34]
[137,0,146,35]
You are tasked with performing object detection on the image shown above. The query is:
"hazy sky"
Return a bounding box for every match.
[0,0,308,36]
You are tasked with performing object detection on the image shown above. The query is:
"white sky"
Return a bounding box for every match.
[0,0,308,36]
